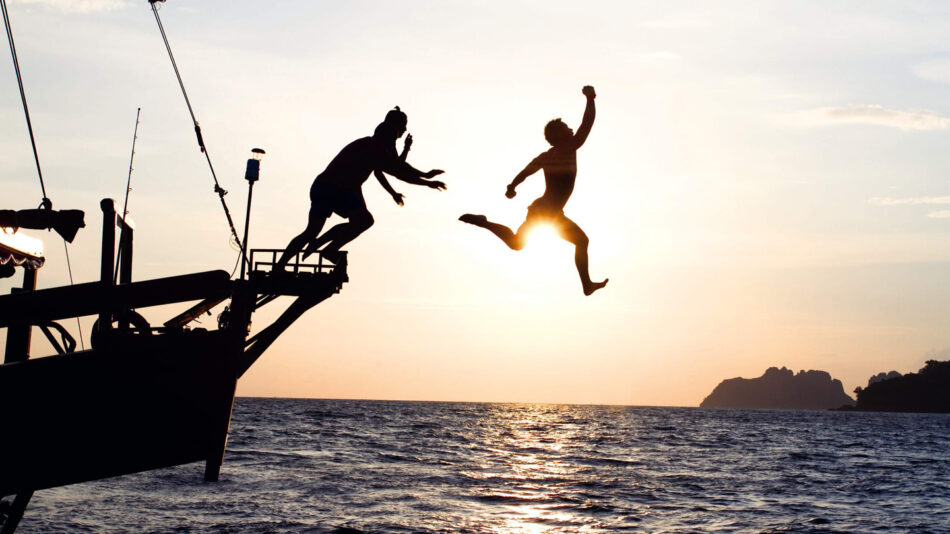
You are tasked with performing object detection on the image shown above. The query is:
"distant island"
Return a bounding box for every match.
[852,360,950,413]
[701,367,855,410]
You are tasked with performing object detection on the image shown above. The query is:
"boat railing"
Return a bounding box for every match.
[248,248,343,276]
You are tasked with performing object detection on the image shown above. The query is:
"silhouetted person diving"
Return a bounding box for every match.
[275,107,445,270]
[460,85,608,296]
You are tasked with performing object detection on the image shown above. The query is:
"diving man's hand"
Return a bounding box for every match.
[423,170,446,190]
[505,184,517,199]
[392,192,405,206]
[404,133,413,150]
[582,85,596,99]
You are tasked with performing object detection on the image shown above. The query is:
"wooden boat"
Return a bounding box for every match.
[0,203,346,533]
[0,1,351,529]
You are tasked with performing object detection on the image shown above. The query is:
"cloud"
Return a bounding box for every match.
[785,105,950,131]
[640,17,711,30]
[635,51,683,63]
[868,197,950,219]
[913,59,950,85]
[868,196,950,206]
[924,347,950,361]
[10,0,129,13]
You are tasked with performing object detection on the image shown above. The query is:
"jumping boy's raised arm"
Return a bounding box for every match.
[573,85,597,148]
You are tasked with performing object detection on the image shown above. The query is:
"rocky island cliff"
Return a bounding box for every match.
[701,367,855,410]
[853,360,950,413]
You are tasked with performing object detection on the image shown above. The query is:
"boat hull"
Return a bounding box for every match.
[0,329,238,496]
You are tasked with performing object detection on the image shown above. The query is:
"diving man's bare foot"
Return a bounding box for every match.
[322,250,346,265]
[584,278,609,296]
[301,241,318,261]
[459,214,488,226]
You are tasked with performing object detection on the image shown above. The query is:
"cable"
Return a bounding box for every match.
[229,248,242,278]
[4,0,96,353]
[149,0,247,271]
[5,0,85,351]
[63,241,85,351]
[1,0,50,209]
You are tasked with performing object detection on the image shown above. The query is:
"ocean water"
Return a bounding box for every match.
[18,399,950,533]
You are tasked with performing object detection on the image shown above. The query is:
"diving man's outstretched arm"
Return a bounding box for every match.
[374,169,405,206]
[506,155,544,198]
[381,157,446,190]
[574,86,596,148]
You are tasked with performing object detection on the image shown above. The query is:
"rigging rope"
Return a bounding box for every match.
[63,241,85,351]
[148,0,247,268]
[1,0,49,209]
[3,0,83,350]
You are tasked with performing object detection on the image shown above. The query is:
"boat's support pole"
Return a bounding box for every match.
[202,281,253,483]
[3,267,36,364]
[202,377,237,483]
[0,491,33,534]
[239,180,254,280]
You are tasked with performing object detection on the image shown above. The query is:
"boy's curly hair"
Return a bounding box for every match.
[544,118,571,146]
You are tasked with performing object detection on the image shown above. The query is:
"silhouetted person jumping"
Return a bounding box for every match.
[460,86,608,296]
[275,107,445,270]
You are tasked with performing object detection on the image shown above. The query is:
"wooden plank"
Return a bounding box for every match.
[246,271,344,297]
[0,270,231,328]
[163,296,227,328]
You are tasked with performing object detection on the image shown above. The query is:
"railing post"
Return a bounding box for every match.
[118,223,133,286]
[3,267,37,364]
[117,220,133,330]
[99,199,116,333]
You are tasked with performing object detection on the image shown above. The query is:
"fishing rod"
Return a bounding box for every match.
[114,108,141,285]
[147,0,247,266]
[122,108,141,220]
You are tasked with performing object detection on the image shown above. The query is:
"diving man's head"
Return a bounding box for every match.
[544,118,574,148]
[379,106,408,139]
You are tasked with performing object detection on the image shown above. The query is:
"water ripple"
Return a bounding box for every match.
[17,400,950,533]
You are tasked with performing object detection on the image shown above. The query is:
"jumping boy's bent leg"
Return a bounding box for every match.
[555,215,608,296]
[460,214,528,251]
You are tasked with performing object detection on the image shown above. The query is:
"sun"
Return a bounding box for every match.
[523,223,563,249]
[520,223,572,270]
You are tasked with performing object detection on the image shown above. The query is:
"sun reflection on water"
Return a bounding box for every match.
[467,403,603,533]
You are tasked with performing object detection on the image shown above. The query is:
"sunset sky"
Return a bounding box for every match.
[3,0,950,406]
